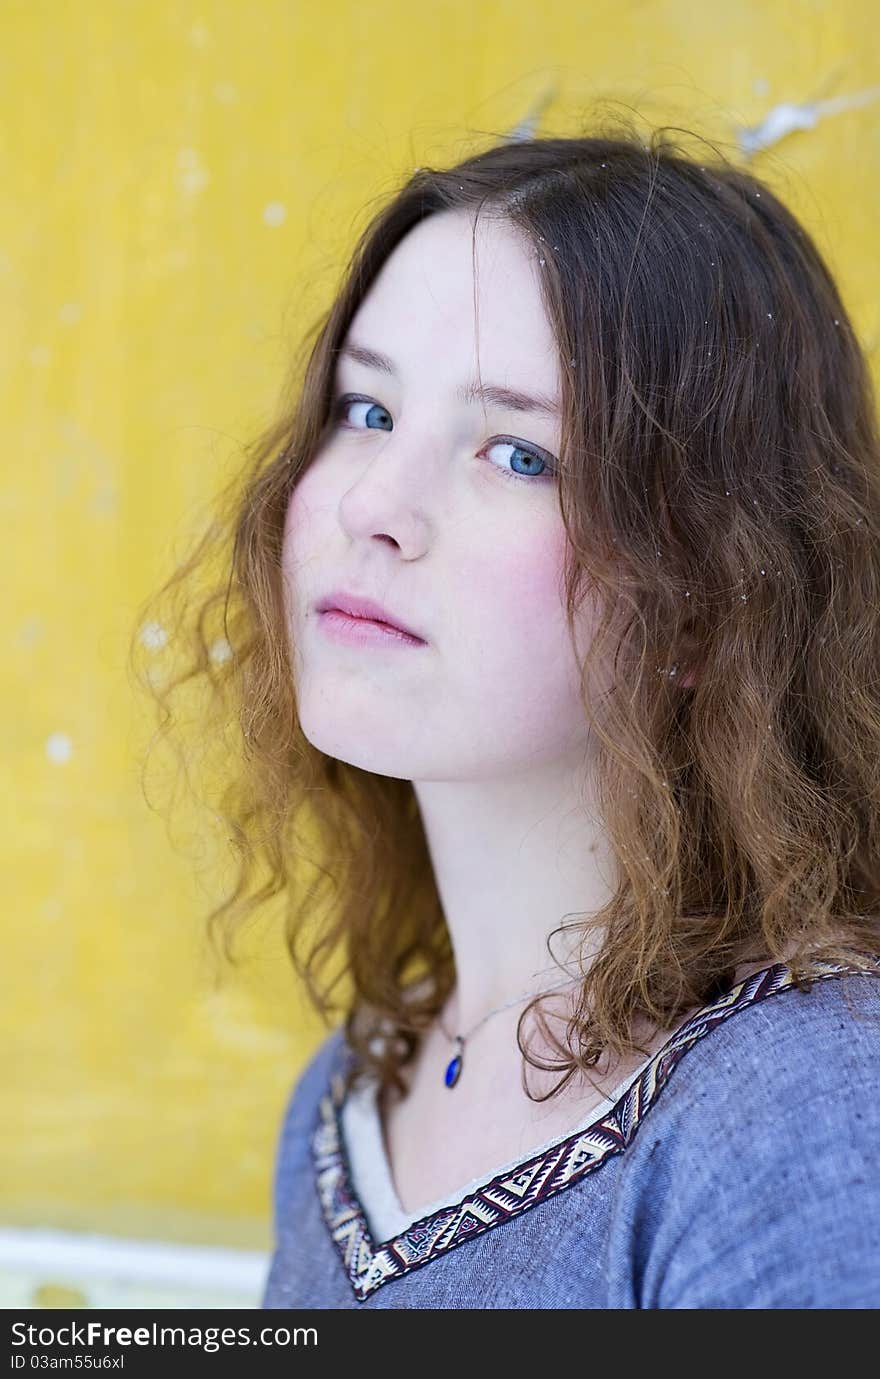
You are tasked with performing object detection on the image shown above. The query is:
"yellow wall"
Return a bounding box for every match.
[4,0,878,1265]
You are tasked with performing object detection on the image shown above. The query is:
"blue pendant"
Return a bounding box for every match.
[444,1052,462,1087]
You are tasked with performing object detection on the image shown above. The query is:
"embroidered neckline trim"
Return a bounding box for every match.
[310,956,880,1303]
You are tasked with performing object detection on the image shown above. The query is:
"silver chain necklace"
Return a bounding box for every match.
[437,969,583,1088]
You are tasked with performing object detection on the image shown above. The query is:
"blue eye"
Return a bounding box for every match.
[480,439,554,484]
[331,393,557,485]
[333,394,393,431]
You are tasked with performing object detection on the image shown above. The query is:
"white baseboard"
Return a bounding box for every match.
[0,1227,269,1309]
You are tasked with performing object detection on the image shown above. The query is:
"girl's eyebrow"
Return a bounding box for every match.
[339,340,562,419]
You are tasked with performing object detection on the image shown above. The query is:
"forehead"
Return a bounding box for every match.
[344,209,560,391]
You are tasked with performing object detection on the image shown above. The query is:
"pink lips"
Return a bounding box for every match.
[315,590,428,647]
[318,609,426,649]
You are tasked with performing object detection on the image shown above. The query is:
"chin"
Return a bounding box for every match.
[296,714,415,780]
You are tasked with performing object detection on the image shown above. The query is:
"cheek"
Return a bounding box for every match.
[283,468,321,543]
[469,521,569,645]
[280,470,330,602]
[459,523,587,723]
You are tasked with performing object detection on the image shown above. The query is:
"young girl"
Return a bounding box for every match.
[135,125,880,1308]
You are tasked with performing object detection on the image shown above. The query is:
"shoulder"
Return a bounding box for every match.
[657,960,880,1124]
[611,963,880,1308]
[270,1023,348,1227]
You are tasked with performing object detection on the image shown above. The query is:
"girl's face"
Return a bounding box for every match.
[281,208,598,782]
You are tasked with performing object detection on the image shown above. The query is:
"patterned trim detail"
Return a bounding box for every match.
[311,956,880,1303]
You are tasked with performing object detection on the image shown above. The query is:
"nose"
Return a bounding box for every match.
[336,431,436,553]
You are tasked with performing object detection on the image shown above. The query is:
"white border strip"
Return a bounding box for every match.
[0,1228,268,1293]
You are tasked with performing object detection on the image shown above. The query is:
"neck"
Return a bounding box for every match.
[412,752,614,1037]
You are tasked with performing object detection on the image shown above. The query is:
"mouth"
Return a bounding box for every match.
[316,608,428,649]
[314,590,428,644]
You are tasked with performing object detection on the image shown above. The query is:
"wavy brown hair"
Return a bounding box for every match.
[130,118,880,1104]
